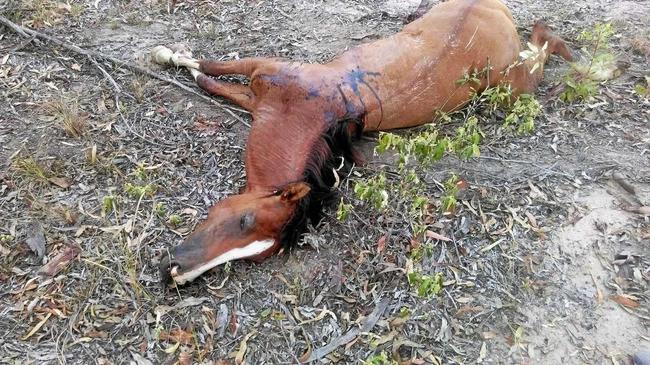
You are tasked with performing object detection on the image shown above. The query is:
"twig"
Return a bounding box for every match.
[87,55,167,146]
[0,15,251,128]
[305,297,389,362]
[9,35,37,53]
[478,155,574,178]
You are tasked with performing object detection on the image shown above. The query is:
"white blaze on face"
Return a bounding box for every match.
[171,239,275,285]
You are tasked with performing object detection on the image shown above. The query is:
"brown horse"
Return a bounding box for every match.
[153,0,573,285]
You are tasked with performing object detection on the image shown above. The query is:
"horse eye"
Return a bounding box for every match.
[240,213,254,231]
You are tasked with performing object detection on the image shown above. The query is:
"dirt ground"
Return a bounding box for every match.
[0,0,648,364]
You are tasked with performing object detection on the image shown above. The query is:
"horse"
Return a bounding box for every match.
[153,0,573,285]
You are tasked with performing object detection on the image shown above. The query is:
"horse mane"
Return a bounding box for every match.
[278,117,364,250]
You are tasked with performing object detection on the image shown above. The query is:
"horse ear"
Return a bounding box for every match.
[279,182,311,203]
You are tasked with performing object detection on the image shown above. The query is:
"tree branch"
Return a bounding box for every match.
[0,15,251,128]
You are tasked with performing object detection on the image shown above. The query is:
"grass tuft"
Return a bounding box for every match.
[12,157,49,183]
[45,98,88,138]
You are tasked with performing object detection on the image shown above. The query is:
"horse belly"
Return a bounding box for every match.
[359,0,519,131]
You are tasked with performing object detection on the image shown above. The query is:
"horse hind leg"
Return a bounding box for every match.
[530,21,574,62]
[151,45,256,111]
[504,22,574,95]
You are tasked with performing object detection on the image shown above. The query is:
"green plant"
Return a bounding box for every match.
[448,115,482,160]
[167,214,182,227]
[354,173,389,210]
[481,83,513,111]
[0,235,14,243]
[561,76,598,103]
[407,272,444,297]
[102,195,117,215]
[409,243,433,262]
[154,202,167,218]
[376,126,446,169]
[561,23,616,102]
[336,198,353,221]
[634,76,650,98]
[364,352,397,365]
[124,183,156,199]
[456,64,492,86]
[441,174,460,213]
[504,94,541,134]
[133,164,148,180]
[398,307,410,318]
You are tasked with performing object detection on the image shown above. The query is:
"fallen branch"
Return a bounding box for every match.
[87,55,168,146]
[0,15,251,128]
[305,297,389,363]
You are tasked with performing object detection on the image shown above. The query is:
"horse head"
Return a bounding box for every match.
[159,182,310,285]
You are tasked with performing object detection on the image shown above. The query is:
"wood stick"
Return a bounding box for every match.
[0,15,251,128]
[305,297,389,362]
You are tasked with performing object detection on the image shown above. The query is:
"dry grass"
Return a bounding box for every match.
[12,156,49,184]
[9,0,84,28]
[129,75,150,102]
[44,97,88,138]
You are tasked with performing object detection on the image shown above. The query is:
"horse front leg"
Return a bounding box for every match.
[151,45,256,111]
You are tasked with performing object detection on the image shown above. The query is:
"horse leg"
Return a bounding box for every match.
[151,45,256,110]
[506,22,574,95]
[198,58,277,78]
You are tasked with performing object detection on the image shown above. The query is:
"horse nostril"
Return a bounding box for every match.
[170,265,181,277]
[159,254,180,286]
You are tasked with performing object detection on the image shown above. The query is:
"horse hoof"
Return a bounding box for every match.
[151,45,174,65]
[168,43,192,57]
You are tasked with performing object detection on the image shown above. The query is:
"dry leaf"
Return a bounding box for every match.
[376,234,388,253]
[425,230,451,241]
[524,211,538,228]
[216,304,229,338]
[26,222,47,260]
[456,179,469,190]
[163,342,180,354]
[181,208,198,217]
[178,351,192,365]
[455,305,483,317]
[374,330,397,346]
[235,331,256,364]
[56,2,72,12]
[631,206,650,216]
[155,297,208,318]
[159,328,193,345]
[193,117,220,136]
[298,345,312,363]
[609,295,639,308]
[271,291,298,305]
[49,176,71,189]
[22,312,52,340]
[477,342,487,363]
[39,245,80,276]
[590,273,603,305]
[481,331,497,340]
[131,353,153,365]
[0,243,10,256]
[528,181,548,201]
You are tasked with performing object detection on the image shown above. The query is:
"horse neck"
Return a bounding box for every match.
[244,103,331,192]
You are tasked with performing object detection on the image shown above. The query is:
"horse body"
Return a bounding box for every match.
[153,0,572,285]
